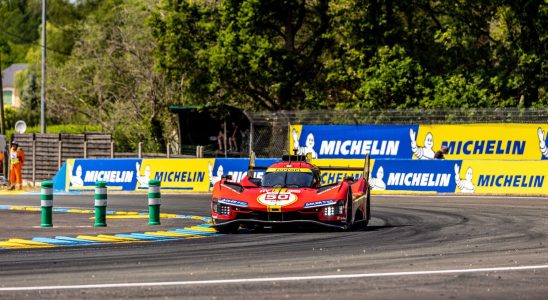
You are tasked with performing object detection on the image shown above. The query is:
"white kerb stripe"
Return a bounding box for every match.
[41,188,53,195]
[94,199,107,206]
[41,200,53,207]
[95,187,107,194]
[0,264,546,291]
[148,198,161,205]
[149,186,161,193]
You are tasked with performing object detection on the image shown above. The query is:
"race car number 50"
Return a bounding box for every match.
[257,192,298,206]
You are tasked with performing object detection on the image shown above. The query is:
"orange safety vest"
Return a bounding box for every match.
[10,147,25,165]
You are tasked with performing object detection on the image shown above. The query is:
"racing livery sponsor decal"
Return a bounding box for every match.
[208,158,277,190]
[66,159,140,191]
[455,161,547,194]
[219,198,249,207]
[266,167,313,173]
[290,125,417,159]
[417,124,548,160]
[304,200,336,208]
[257,189,298,207]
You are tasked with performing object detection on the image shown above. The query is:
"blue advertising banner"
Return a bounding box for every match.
[66,158,141,191]
[209,158,278,191]
[369,159,462,193]
[290,125,419,159]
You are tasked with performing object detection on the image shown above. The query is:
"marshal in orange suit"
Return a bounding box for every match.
[9,141,25,191]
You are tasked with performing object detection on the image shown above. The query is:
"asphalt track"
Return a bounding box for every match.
[0,193,548,299]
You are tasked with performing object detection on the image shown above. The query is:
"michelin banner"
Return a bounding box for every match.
[60,158,547,195]
[291,124,548,160]
[290,124,418,159]
[64,158,278,192]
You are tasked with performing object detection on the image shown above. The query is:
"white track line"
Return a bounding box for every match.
[1,265,548,291]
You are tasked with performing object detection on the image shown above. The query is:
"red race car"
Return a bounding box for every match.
[211,153,371,233]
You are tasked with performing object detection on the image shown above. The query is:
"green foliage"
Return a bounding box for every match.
[1,0,547,152]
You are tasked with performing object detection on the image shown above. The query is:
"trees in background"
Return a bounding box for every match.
[1,0,546,151]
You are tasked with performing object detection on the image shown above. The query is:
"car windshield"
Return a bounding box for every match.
[261,172,314,188]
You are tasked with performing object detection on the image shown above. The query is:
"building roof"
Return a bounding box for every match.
[2,64,28,88]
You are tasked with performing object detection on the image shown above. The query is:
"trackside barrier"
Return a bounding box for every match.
[54,158,548,195]
[94,181,108,227]
[40,181,54,227]
[290,123,548,160]
[148,180,161,225]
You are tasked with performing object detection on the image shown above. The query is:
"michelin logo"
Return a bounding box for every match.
[387,172,451,187]
[455,164,475,193]
[477,174,544,188]
[442,140,525,155]
[369,166,386,190]
[136,162,151,187]
[292,129,318,158]
[410,129,434,159]
[539,127,548,158]
[84,170,134,183]
[208,162,224,186]
[67,162,84,187]
[294,129,399,157]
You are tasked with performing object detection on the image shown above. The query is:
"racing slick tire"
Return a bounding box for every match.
[345,189,354,230]
[366,187,371,222]
[214,222,240,234]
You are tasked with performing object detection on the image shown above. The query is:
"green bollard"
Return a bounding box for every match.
[40,181,54,227]
[94,181,108,227]
[148,180,161,225]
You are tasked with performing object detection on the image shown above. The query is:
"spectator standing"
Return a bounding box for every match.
[229,122,239,152]
[8,141,25,190]
[217,123,226,152]
[434,145,448,159]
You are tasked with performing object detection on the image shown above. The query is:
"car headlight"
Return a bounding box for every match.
[324,205,336,216]
[323,200,345,216]
[212,198,231,215]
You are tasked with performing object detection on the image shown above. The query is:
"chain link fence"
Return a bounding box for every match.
[245,108,548,157]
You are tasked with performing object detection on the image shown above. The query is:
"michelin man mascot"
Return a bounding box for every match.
[136,162,151,188]
[455,164,475,193]
[538,128,548,158]
[369,166,386,191]
[410,129,435,159]
[292,129,318,159]
[208,162,224,185]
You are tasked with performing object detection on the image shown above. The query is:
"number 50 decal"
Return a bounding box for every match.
[258,192,298,206]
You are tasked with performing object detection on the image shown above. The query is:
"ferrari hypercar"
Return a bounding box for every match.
[211,153,371,233]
